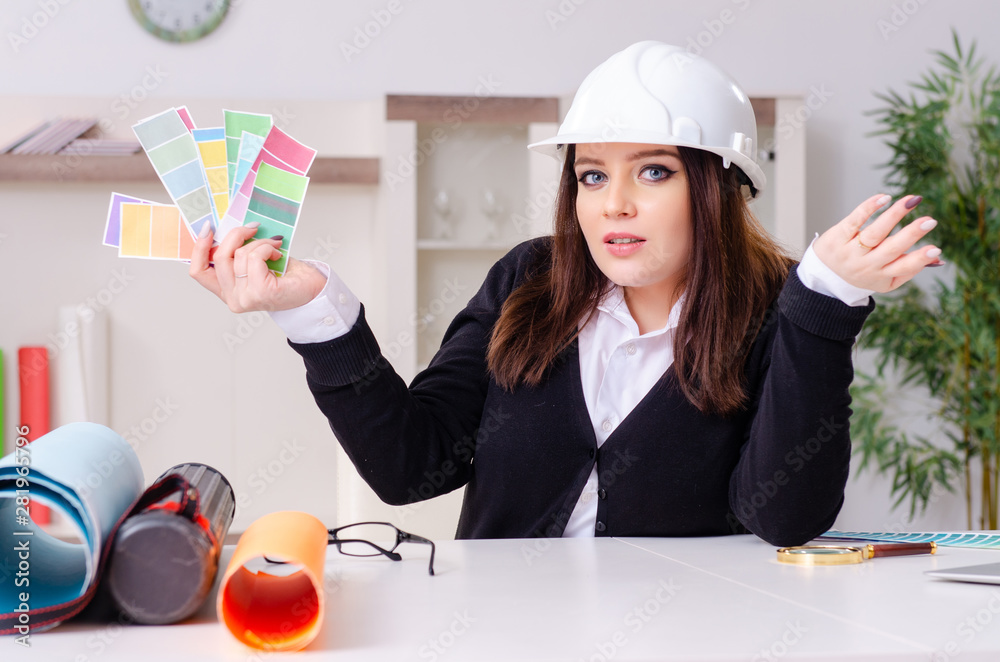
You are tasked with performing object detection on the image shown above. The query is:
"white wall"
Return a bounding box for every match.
[2,0,994,534]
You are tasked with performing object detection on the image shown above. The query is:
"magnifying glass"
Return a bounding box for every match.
[777,542,937,565]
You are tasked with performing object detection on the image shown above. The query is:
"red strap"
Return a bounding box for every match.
[144,499,215,547]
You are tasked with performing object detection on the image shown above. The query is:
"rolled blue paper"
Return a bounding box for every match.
[0,422,143,619]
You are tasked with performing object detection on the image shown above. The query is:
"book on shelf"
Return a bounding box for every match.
[61,138,142,155]
[9,117,98,155]
[0,120,51,154]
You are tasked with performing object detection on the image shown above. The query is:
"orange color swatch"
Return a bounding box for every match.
[118,203,196,260]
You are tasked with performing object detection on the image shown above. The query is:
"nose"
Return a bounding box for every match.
[602,179,636,219]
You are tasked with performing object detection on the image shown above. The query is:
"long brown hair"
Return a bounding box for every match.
[487,144,793,415]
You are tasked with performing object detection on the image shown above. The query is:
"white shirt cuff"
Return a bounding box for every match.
[797,236,874,307]
[268,260,361,344]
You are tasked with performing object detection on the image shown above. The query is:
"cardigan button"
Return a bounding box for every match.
[598,488,607,500]
[595,521,606,533]
[589,448,595,459]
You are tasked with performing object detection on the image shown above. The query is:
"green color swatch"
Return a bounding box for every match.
[223,110,272,196]
[148,136,200,174]
[133,111,187,151]
[177,188,214,224]
[247,189,299,226]
[244,211,291,250]
[266,249,288,274]
[255,162,308,202]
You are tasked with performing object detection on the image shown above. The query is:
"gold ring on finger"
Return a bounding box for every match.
[857,235,876,251]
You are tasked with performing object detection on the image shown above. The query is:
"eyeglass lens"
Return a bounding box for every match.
[334,522,399,556]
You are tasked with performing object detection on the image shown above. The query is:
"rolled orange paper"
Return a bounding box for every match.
[218,511,328,652]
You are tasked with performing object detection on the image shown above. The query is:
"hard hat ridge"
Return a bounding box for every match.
[528,41,765,198]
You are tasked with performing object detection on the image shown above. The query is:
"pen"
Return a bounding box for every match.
[862,542,937,559]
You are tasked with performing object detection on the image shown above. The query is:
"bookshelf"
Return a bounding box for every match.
[0,154,380,184]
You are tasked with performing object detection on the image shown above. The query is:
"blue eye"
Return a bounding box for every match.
[642,165,674,181]
[578,171,606,186]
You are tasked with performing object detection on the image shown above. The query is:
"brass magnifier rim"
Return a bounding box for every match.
[776,545,864,565]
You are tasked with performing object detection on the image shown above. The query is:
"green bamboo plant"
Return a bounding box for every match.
[852,32,1000,529]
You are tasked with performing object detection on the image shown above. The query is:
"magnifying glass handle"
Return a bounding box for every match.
[864,542,937,559]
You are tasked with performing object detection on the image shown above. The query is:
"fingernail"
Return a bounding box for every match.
[270,235,284,241]
[246,221,261,229]
[876,194,892,206]
[920,218,937,231]
[927,261,946,267]
[926,247,942,259]
[905,195,923,209]
[198,222,212,239]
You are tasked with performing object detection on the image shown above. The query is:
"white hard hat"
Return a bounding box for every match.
[529,41,765,197]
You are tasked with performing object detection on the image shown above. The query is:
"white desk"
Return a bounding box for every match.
[14,536,1000,660]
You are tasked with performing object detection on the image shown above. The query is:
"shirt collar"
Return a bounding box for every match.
[596,286,686,338]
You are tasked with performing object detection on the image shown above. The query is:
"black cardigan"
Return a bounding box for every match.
[291,238,873,546]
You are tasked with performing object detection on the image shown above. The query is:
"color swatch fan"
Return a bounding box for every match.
[102,106,316,275]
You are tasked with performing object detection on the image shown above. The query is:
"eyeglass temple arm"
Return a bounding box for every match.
[399,532,436,576]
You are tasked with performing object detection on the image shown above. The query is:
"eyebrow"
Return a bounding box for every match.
[574,148,681,168]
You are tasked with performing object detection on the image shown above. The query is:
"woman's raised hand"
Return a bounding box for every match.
[188,222,326,313]
[812,194,943,293]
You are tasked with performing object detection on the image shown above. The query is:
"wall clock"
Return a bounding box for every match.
[128,0,230,43]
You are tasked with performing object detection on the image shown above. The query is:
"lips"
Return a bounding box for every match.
[603,232,645,245]
[602,232,645,257]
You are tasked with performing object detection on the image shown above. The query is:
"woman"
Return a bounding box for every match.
[189,42,941,545]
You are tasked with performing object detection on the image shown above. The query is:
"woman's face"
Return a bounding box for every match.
[574,142,693,305]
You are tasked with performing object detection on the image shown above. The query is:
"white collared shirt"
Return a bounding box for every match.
[561,240,872,536]
[562,286,685,537]
[269,241,873,536]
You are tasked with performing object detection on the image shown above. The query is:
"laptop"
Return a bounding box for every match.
[926,562,1000,585]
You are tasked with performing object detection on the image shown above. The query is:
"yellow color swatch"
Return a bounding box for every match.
[206,167,228,193]
[119,203,152,257]
[197,137,230,221]
[197,140,226,164]
[213,192,229,217]
[119,203,195,260]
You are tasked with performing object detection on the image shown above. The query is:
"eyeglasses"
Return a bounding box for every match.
[328,522,436,576]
